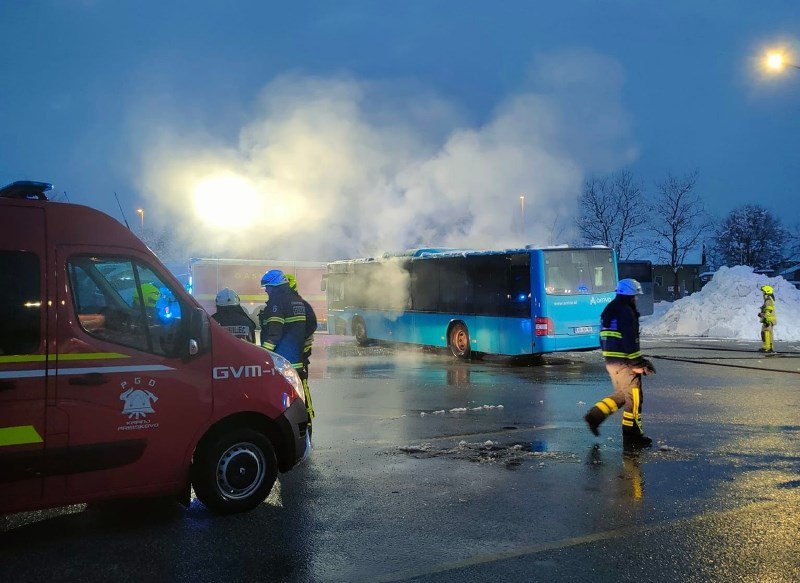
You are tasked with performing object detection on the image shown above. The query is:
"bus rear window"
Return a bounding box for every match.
[544,249,615,295]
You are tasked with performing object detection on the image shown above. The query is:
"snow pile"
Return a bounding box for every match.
[642,266,800,341]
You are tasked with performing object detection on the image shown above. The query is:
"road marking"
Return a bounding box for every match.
[366,499,792,583]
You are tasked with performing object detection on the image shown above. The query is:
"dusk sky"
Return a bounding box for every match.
[2,1,799,259]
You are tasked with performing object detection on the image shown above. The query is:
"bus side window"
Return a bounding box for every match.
[411,260,439,312]
[470,256,507,316]
[508,254,531,317]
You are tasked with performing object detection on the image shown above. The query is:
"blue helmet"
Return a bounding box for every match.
[615,278,643,296]
[261,269,287,287]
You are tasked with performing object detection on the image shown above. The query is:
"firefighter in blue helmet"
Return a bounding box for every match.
[584,278,657,449]
[259,269,308,396]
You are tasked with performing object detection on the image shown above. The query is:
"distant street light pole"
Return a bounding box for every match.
[136,208,144,237]
[519,195,525,237]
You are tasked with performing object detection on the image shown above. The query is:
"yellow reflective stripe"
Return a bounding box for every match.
[0,425,43,447]
[0,352,129,364]
[265,317,285,324]
[600,331,622,338]
[596,401,611,415]
[632,388,641,428]
[292,362,304,369]
[284,316,306,323]
[602,398,619,412]
[622,420,634,427]
[601,351,642,359]
[622,411,635,419]
[263,342,276,350]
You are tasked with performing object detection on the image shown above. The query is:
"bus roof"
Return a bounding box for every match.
[329,246,613,265]
[190,257,327,268]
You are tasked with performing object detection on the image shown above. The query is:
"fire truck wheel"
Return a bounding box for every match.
[192,428,278,514]
[448,322,471,360]
[353,317,370,346]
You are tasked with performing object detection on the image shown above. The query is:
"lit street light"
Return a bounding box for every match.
[136,208,144,237]
[763,50,800,73]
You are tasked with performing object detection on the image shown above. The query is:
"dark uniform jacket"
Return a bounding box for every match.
[212,305,256,343]
[302,298,317,363]
[259,284,307,368]
[599,295,644,367]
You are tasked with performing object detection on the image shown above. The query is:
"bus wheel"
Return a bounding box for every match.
[353,317,370,346]
[449,322,471,359]
[192,428,278,514]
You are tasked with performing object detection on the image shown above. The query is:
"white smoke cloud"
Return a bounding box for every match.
[135,49,636,261]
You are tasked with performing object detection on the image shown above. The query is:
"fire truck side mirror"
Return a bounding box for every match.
[187,306,210,358]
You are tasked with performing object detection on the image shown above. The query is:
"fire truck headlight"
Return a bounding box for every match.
[269,352,305,404]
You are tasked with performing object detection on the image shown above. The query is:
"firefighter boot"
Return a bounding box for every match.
[623,431,653,450]
[585,398,619,436]
[584,412,601,436]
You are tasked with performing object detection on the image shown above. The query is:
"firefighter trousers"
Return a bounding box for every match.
[761,324,774,352]
[298,365,315,420]
[586,363,644,436]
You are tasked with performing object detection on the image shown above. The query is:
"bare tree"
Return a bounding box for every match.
[577,170,649,259]
[650,170,707,298]
[786,224,800,263]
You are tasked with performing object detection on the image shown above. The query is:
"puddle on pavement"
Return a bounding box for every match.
[396,439,580,470]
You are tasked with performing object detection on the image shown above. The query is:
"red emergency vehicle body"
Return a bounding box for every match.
[0,188,309,515]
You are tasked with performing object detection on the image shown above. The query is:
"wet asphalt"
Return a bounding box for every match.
[2,335,800,582]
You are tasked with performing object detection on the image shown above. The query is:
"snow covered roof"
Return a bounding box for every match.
[779,264,800,277]
[331,246,614,264]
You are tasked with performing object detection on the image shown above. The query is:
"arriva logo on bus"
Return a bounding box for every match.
[590,294,615,306]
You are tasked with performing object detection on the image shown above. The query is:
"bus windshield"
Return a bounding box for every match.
[544,249,615,295]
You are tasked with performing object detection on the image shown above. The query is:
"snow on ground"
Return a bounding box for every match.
[641,265,800,341]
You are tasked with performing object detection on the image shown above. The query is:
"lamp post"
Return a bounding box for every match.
[764,51,800,73]
[519,195,525,237]
[136,208,144,237]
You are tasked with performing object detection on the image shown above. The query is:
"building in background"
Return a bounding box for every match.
[652,263,705,301]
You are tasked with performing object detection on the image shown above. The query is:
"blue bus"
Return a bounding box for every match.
[324,247,618,358]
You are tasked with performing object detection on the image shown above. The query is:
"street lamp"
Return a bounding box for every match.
[136,208,144,237]
[519,195,525,237]
[763,50,800,73]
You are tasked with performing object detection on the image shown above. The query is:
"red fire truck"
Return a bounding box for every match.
[189,258,327,326]
[0,181,310,515]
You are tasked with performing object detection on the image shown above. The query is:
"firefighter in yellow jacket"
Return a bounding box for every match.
[759,285,777,354]
[585,278,656,449]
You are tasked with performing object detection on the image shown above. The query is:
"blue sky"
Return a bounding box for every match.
[1,1,799,256]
